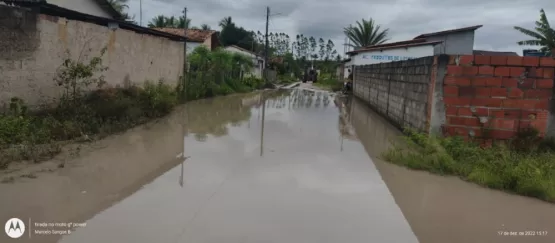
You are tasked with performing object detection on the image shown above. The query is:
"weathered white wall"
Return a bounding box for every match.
[344,59,354,79]
[0,7,184,107]
[224,46,264,78]
[352,45,434,66]
[47,0,112,18]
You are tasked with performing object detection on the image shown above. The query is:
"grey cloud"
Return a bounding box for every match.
[129,0,553,55]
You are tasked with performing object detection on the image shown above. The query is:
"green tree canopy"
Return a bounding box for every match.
[147,15,191,28]
[219,18,257,52]
[344,18,389,49]
[219,17,233,29]
[514,9,555,55]
[107,0,135,23]
[201,24,212,30]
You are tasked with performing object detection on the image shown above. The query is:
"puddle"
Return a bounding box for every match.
[1,89,552,243]
[54,89,417,243]
[346,97,555,243]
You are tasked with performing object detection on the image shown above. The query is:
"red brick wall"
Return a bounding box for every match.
[442,55,555,141]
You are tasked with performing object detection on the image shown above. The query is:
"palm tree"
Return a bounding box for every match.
[166,16,177,26]
[201,24,211,31]
[148,15,169,28]
[514,9,555,55]
[107,0,128,13]
[107,0,135,22]
[344,18,389,49]
[176,17,191,28]
[219,16,233,29]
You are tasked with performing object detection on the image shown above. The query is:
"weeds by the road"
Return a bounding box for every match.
[0,47,266,170]
[278,74,297,84]
[313,74,343,92]
[382,129,555,203]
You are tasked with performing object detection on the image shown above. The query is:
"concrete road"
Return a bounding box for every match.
[58,88,419,243]
[2,87,554,243]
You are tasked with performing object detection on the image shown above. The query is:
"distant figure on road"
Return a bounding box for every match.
[343,69,353,94]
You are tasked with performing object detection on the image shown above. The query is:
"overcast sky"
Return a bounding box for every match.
[127,0,553,56]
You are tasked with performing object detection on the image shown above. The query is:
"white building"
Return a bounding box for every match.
[344,25,483,73]
[225,45,265,78]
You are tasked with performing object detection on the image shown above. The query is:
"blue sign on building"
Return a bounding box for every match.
[361,54,415,61]
[523,49,547,57]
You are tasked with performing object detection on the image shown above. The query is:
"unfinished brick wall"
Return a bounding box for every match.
[353,57,434,132]
[442,55,554,140]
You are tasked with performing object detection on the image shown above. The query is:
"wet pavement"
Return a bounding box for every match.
[1,87,554,243]
[58,89,418,243]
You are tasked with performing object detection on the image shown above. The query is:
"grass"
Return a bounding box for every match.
[0,47,269,170]
[312,74,343,92]
[277,74,298,84]
[0,82,179,169]
[382,129,555,203]
[0,77,265,170]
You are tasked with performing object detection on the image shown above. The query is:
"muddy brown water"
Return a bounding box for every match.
[0,87,553,243]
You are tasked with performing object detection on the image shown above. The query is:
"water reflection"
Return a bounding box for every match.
[185,94,255,141]
[343,97,555,243]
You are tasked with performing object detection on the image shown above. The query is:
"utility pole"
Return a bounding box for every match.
[139,0,142,26]
[182,7,188,93]
[264,6,270,83]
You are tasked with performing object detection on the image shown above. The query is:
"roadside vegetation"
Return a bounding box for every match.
[513,9,554,55]
[383,129,555,203]
[313,74,343,92]
[0,46,265,170]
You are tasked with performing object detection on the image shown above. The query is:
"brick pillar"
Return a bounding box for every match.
[547,49,555,138]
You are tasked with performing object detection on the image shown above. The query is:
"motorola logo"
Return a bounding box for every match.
[5,218,25,239]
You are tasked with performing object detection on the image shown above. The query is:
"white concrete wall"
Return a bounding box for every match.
[1,9,184,107]
[352,45,434,65]
[47,0,112,18]
[344,59,354,79]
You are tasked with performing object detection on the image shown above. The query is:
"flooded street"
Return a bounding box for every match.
[1,87,554,243]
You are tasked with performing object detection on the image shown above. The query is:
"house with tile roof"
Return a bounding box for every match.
[153,28,220,53]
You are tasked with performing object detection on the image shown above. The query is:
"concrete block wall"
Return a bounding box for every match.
[0,5,184,108]
[442,55,555,140]
[353,57,434,132]
[352,54,555,140]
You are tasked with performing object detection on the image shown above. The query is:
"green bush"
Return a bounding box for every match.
[314,73,342,91]
[141,81,178,117]
[383,129,555,203]
[0,46,269,169]
[278,74,297,84]
[242,76,264,89]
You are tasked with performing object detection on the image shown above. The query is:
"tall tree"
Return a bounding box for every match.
[147,15,190,28]
[318,38,325,60]
[514,9,555,55]
[201,24,211,30]
[107,0,135,23]
[107,0,128,13]
[219,22,256,51]
[176,16,191,28]
[344,18,389,48]
[219,16,233,29]
[309,36,317,60]
[325,39,336,61]
[148,15,169,28]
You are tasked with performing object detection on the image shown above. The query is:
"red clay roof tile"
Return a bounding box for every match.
[152,28,216,42]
